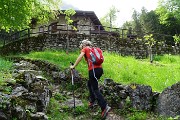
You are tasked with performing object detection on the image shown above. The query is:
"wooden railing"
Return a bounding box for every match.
[0,24,122,46]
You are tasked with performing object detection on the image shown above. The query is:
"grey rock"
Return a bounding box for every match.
[156,82,180,117]
[0,111,8,120]
[30,112,48,120]
[127,84,153,110]
[12,106,27,120]
[62,98,84,108]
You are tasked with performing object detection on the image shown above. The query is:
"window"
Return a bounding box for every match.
[39,26,44,33]
[51,22,58,33]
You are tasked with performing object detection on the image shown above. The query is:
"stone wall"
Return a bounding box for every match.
[0,34,180,58]
[0,35,46,56]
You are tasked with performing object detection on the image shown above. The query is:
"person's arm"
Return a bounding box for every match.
[70,52,85,69]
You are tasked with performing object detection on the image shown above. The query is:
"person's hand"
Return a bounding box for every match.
[70,65,75,69]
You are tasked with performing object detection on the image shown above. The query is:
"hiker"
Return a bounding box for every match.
[70,39,111,119]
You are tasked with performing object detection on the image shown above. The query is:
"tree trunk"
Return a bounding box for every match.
[149,46,153,63]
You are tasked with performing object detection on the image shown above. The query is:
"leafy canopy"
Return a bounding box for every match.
[100,6,119,31]
[144,34,156,47]
[173,34,180,45]
[156,0,180,26]
[0,0,62,31]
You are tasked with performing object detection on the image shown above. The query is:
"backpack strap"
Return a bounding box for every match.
[88,47,98,81]
[92,63,98,81]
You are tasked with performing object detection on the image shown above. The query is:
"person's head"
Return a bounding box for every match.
[79,39,92,49]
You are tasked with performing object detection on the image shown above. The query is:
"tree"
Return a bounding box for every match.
[121,21,133,39]
[131,10,143,38]
[173,34,180,45]
[122,21,133,30]
[156,0,180,33]
[155,0,180,45]
[173,34,180,53]
[139,9,166,42]
[144,34,156,63]
[156,0,180,26]
[100,6,119,31]
[0,0,62,32]
[139,7,148,33]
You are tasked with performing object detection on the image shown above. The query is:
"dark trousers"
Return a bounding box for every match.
[87,68,107,110]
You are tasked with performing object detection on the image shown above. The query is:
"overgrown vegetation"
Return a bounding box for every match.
[0,57,13,93]
[1,50,180,119]
[17,50,180,92]
[0,40,4,47]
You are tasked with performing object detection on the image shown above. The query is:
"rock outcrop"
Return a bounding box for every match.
[0,59,179,119]
[156,82,180,118]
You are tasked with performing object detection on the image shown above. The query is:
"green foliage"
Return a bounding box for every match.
[73,106,88,115]
[18,49,88,76]
[126,109,147,120]
[104,52,180,92]
[47,98,89,119]
[3,86,12,94]
[140,9,162,36]
[156,0,180,26]
[2,50,180,119]
[47,98,70,120]
[0,58,13,71]
[122,3,179,45]
[63,9,76,25]
[54,93,66,102]
[17,50,180,92]
[0,0,62,31]
[173,34,180,45]
[167,116,179,120]
[132,9,143,37]
[100,5,119,31]
[155,0,180,43]
[144,34,156,47]
[0,57,13,91]
[153,54,180,63]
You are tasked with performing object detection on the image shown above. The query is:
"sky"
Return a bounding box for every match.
[61,0,159,27]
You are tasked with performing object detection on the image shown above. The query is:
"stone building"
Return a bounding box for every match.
[31,10,110,36]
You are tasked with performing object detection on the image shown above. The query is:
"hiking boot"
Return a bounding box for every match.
[101,105,111,119]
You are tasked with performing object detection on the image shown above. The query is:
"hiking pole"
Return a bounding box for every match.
[70,62,76,115]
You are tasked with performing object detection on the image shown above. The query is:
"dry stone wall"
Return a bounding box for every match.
[0,34,180,58]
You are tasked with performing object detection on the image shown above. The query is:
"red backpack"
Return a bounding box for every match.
[89,47,104,65]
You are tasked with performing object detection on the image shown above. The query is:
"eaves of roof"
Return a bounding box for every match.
[60,10,104,30]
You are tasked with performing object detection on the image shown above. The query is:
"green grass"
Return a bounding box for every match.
[103,52,180,92]
[0,57,13,71]
[17,49,89,76]
[16,50,180,92]
[2,50,180,120]
[0,57,13,88]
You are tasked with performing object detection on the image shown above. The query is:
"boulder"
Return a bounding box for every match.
[126,84,153,110]
[156,82,180,118]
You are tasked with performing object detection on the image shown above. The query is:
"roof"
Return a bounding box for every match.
[60,10,104,30]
